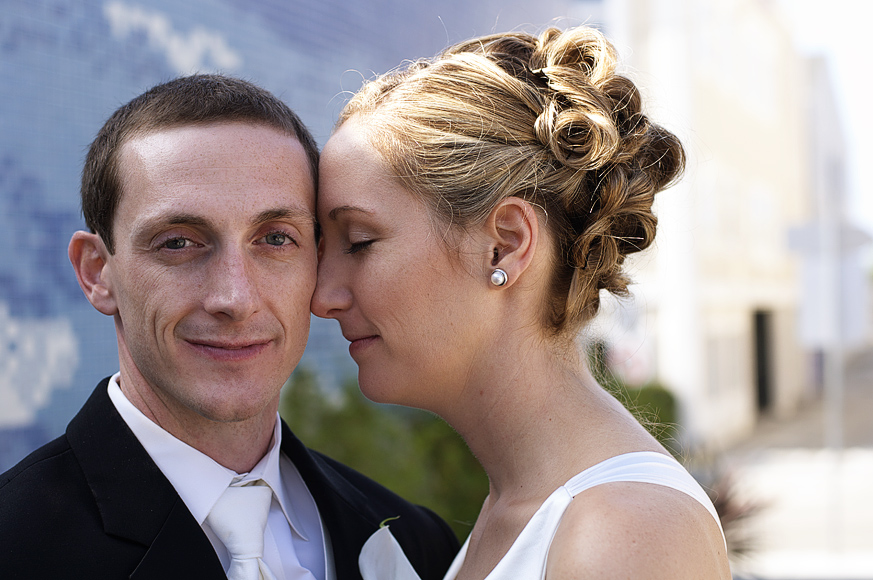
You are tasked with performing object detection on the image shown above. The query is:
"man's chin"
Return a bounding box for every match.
[194,399,279,425]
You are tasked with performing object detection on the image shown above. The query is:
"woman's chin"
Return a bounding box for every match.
[358,380,399,405]
[357,375,419,409]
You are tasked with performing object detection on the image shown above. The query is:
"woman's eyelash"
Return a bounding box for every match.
[345,240,374,255]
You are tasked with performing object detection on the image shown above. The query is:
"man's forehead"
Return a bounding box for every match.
[112,123,315,228]
[116,123,312,180]
[118,122,304,166]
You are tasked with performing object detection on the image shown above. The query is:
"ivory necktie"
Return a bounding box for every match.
[206,481,277,580]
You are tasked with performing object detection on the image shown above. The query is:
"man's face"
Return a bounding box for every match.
[102,122,316,425]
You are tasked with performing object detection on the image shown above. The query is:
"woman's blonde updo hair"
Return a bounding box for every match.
[339,26,685,335]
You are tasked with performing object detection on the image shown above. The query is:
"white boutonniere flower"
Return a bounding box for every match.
[359,517,422,580]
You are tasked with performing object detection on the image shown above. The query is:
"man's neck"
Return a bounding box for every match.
[118,375,279,473]
[164,411,278,474]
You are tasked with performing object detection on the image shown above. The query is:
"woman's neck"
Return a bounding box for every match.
[440,334,664,504]
[440,342,576,497]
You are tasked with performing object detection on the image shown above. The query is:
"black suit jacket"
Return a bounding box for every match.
[0,377,460,579]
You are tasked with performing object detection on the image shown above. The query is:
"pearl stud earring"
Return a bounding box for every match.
[490,268,508,287]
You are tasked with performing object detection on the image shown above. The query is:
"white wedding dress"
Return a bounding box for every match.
[442,451,724,580]
[359,451,723,580]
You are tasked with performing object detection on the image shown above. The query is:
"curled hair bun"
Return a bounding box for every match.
[339,25,685,333]
[527,27,685,328]
[531,27,622,171]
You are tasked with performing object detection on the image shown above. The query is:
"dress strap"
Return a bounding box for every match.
[443,452,725,580]
[563,451,723,537]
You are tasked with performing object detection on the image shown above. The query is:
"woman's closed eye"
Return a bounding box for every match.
[345,239,375,255]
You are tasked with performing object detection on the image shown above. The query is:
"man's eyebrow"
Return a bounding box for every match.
[165,214,210,227]
[253,207,316,227]
[327,205,374,221]
[136,208,315,235]
[130,213,211,243]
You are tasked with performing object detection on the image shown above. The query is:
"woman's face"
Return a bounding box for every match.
[311,120,489,410]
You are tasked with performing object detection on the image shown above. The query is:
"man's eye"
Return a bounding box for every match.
[162,237,191,250]
[262,232,296,246]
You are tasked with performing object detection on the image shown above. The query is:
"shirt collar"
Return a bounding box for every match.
[233,411,309,540]
[107,373,309,540]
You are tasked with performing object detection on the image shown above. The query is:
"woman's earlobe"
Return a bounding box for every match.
[483,197,539,286]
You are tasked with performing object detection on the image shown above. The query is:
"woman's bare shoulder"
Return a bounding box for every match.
[545,481,731,579]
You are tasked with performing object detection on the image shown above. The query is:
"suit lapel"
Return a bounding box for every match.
[130,498,224,579]
[67,378,225,578]
[280,421,381,580]
[65,381,404,579]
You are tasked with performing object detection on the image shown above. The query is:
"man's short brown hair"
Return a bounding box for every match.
[81,74,319,253]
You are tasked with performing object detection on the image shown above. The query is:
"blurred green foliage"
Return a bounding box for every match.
[588,340,680,455]
[279,367,489,541]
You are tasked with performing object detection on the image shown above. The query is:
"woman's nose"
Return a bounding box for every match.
[310,251,352,319]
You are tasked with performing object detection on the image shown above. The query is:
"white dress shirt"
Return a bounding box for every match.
[107,373,335,580]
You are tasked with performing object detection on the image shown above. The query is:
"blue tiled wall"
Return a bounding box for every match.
[0,0,597,470]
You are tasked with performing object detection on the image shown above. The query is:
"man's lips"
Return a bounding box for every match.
[184,338,272,361]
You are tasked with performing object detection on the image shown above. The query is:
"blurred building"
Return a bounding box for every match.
[589,0,868,451]
[791,57,870,354]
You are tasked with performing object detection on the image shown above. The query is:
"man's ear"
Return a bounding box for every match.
[482,197,539,288]
[68,231,118,316]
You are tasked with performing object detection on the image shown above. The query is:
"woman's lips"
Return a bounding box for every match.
[348,335,379,357]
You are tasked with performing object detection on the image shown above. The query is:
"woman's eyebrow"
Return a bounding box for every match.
[327,205,374,221]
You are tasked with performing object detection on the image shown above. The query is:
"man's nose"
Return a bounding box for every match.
[203,248,260,320]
